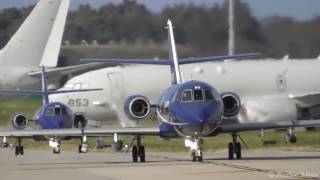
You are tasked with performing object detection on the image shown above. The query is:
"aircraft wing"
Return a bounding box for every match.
[28,63,109,79]
[80,53,260,65]
[28,63,111,87]
[1,120,319,138]
[0,127,160,138]
[218,120,320,134]
[290,92,320,107]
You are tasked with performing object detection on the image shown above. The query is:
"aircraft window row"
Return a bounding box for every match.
[63,83,89,90]
[181,89,214,102]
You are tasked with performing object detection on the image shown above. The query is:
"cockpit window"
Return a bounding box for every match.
[204,89,214,101]
[181,89,193,102]
[194,89,204,101]
[180,88,216,102]
[64,83,89,90]
[45,106,64,116]
[64,84,74,89]
[45,107,55,116]
[54,107,61,116]
[81,83,89,89]
[73,83,81,90]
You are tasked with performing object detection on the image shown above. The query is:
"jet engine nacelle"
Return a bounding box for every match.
[73,112,88,128]
[11,113,28,129]
[124,95,151,120]
[221,92,241,118]
[239,97,297,123]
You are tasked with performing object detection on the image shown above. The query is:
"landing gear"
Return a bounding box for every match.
[185,136,203,162]
[192,151,203,162]
[49,138,61,154]
[228,132,241,159]
[79,130,88,153]
[15,138,24,156]
[53,147,61,154]
[284,127,297,143]
[132,135,145,162]
[2,136,9,148]
[111,133,124,151]
[96,137,106,149]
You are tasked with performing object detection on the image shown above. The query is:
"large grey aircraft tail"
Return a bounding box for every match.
[0,0,70,67]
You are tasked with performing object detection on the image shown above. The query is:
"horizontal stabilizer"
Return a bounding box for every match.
[28,63,107,79]
[0,89,102,95]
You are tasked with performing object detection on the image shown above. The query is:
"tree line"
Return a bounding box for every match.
[1,0,320,58]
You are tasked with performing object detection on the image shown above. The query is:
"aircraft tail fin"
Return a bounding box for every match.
[0,0,70,67]
[166,19,183,85]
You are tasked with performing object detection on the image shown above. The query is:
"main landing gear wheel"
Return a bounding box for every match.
[228,132,242,160]
[15,138,24,156]
[132,146,138,162]
[132,135,145,163]
[138,145,145,162]
[15,146,24,156]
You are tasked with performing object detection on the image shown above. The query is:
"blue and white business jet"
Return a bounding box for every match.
[0,20,320,162]
[0,67,101,155]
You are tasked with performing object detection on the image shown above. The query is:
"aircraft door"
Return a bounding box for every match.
[107,72,125,104]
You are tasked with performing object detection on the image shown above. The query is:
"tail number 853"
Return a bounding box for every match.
[68,98,89,107]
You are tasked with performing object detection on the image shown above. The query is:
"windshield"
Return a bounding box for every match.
[180,89,215,102]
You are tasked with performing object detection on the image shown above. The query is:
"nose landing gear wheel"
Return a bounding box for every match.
[192,151,203,162]
[53,147,60,154]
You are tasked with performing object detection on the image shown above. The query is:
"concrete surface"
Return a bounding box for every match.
[0,148,319,180]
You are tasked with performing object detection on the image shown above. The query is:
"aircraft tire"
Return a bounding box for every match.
[15,146,19,156]
[228,142,234,159]
[192,152,197,162]
[236,142,241,159]
[139,145,145,162]
[132,146,138,162]
[198,152,203,162]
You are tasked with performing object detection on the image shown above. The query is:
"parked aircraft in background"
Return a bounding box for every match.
[51,39,320,130]
[0,0,69,99]
[0,67,101,155]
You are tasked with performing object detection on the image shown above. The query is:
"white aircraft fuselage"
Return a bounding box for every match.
[50,59,320,127]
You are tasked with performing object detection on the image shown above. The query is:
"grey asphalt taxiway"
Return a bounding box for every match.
[0,148,319,180]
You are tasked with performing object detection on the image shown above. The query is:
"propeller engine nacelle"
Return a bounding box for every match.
[124,95,151,120]
[11,113,28,129]
[73,112,88,128]
[221,92,241,118]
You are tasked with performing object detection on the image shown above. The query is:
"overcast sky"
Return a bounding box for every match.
[1,0,319,21]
